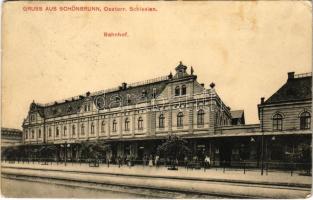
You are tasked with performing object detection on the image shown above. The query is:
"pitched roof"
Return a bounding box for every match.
[230,110,244,119]
[265,74,312,104]
[29,75,171,119]
[43,98,85,119]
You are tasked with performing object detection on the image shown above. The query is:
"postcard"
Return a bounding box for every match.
[1,1,312,198]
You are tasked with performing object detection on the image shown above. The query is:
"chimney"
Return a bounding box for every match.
[261,97,265,104]
[122,82,127,90]
[288,72,295,79]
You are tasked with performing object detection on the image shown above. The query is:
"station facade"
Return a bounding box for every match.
[21,63,312,167]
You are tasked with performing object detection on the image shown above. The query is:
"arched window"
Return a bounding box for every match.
[112,120,117,132]
[56,127,59,137]
[91,122,94,134]
[273,114,283,131]
[175,86,180,96]
[38,129,41,138]
[81,124,85,135]
[181,85,187,95]
[101,121,105,133]
[177,112,184,127]
[300,112,311,130]
[72,125,76,136]
[159,114,165,128]
[125,118,130,131]
[63,126,67,136]
[197,109,205,125]
[138,117,143,130]
[25,130,28,139]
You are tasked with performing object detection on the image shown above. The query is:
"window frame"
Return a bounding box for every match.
[177,112,184,127]
[81,124,85,135]
[101,121,105,133]
[63,126,67,136]
[197,109,205,126]
[112,119,117,132]
[138,117,143,130]
[159,114,165,128]
[272,113,283,131]
[300,112,311,130]
[72,125,76,136]
[181,85,187,95]
[175,86,180,96]
[125,118,130,131]
[56,127,59,137]
[90,122,95,134]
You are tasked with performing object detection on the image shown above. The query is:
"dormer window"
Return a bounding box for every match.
[67,106,72,113]
[175,86,180,96]
[142,90,147,98]
[152,88,157,98]
[30,114,35,122]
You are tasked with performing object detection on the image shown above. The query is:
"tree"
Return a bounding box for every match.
[79,141,111,161]
[38,145,57,162]
[157,135,191,170]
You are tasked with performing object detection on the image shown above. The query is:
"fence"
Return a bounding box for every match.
[2,158,311,176]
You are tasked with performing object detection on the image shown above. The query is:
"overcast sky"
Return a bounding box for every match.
[2,1,312,129]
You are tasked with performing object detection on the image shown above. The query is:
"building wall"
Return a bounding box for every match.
[22,76,232,144]
[260,101,311,132]
[1,128,23,147]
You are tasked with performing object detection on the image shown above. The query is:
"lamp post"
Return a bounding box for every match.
[260,101,264,176]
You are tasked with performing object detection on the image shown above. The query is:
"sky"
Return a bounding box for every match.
[2,1,312,129]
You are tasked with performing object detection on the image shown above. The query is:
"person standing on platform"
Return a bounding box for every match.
[148,155,153,167]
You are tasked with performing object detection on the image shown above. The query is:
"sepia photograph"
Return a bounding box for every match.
[1,0,312,198]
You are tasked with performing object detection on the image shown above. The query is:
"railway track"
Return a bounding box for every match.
[2,166,311,198]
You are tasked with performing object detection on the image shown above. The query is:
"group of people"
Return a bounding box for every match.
[142,154,160,167]
[106,154,211,169]
[184,155,211,169]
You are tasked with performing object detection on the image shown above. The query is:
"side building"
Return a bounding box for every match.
[1,127,23,160]
[257,72,312,167]
[1,127,23,147]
